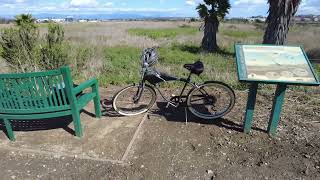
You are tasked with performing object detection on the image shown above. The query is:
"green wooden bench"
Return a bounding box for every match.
[0,66,102,141]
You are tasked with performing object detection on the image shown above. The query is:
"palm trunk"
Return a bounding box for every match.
[202,17,219,52]
[263,0,301,45]
[263,16,291,45]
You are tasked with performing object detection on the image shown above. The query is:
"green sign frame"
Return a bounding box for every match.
[235,44,320,86]
[234,44,320,136]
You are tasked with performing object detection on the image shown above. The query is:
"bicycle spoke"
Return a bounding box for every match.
[113,85,156,116]
[187,82,235,119]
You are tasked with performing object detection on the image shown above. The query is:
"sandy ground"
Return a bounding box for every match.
[0,87,319,179]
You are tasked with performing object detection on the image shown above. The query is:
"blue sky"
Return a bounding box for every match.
[0,0,319,17]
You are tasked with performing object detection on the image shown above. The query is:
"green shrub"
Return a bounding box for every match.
[0,16,39,72]
[0,14,91,73]
[39,23,69,70]
[74,46,93,72]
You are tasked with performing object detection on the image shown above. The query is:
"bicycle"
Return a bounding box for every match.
[112,47,235,120]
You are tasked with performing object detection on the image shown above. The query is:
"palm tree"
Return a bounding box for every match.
[196,0,230,52]
[263,0,301,45]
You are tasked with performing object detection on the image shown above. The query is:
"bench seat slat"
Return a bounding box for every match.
[54,76,63,106]
[0,109,72,119]
[0,70,61,79]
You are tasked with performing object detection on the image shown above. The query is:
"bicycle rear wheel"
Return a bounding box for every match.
[113,84,156,116]
[187,81,235,119]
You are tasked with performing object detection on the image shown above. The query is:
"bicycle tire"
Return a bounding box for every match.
[112,84,157,116]
[187,81,235,119]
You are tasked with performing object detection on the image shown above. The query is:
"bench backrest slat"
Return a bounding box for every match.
[0,67,73,114]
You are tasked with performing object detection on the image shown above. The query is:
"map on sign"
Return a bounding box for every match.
[235,44,319,85]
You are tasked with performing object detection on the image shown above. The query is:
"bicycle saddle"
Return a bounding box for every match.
[183,61,204,75]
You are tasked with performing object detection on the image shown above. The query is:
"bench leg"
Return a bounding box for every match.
[93,84,102,118]
[72,111,83,137]
[93,97,102,118]
[3,119,15,141]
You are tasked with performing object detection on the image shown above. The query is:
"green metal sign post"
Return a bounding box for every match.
[267,84,287,135]
[235,44,320,135]
[243,83,287,135]
[243,83,258,133]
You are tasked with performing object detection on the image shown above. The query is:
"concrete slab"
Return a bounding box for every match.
[0,87,144,162]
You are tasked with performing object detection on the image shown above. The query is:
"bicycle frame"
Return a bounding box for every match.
[134,48,213,108]
[135,66,208,108]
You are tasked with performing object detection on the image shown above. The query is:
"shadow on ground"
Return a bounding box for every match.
[0,110,98,139]
[173,44,235,57]
[149,101,266,133]
[0,97,121,139]
[101,98,124,118]
[0,116,75,140]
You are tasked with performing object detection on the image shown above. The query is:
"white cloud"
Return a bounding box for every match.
[234,0,266,6]
[3,3,14,8]
[104,2,113,8]
[185,0,211,6]
[186,0,195,6]
[70,0,98,8]
[298,0,320,14]
[0,0,25,3]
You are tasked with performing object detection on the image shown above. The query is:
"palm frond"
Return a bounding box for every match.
[204,0,214,5]
[197,0,230,19]
[216,0,231,18]
[196,4,209,18]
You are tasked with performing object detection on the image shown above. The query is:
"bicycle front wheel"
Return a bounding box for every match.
[112,84,157,116]
[187,81,235,119]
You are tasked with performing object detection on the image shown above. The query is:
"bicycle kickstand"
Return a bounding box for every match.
[184,107,188,125]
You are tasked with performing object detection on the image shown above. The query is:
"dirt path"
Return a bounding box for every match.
[0,88,319,179]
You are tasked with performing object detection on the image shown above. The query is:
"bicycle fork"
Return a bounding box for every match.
[133,83,144,104]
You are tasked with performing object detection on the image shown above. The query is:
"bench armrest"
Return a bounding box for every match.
[72,78,98,95]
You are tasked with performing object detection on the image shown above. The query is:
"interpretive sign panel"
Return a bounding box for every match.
[235,44,319,85]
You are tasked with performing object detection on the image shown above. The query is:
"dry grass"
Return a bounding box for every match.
[287,24,320,54]
[2,21,318,50]
[0,21,319,87]
[62,21,201,48]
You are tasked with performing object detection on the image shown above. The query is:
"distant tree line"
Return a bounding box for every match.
[0,18,14,24]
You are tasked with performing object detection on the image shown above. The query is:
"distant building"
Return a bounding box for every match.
[294,15,320,23]
[184,18,191,23]
[293,17,302,22]
[52,18,64,23]
[36,18,49,23]
[65,16,74,22]
[302,17,312,22]
[248,16,266,23]
[79,19,88,23]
